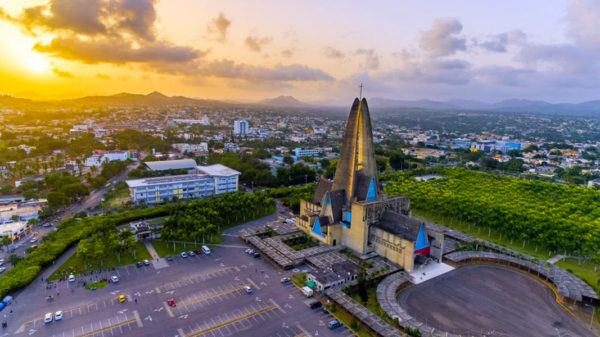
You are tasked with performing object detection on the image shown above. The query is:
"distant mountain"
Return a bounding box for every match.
[258,95,310,108]
[368,97,600,116]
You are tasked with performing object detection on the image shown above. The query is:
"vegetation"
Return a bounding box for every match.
[265,183,315,212]
[282,233,320,251]
[160,192,275,242]
[85,280,108,290]
[291,272,307,288]
[151,240,200,257]
[382,168,600,259]
[88,160,129,188]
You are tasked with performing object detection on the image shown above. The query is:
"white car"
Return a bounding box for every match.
[111,275,119,283]
[44,313,53,324]
[0,267,6,273]
[245,286,253,294]
[30,238,37,243]
[54,311,63,321]
[68,274,75,282]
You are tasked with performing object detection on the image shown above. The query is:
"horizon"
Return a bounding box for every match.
[2,1,600,104]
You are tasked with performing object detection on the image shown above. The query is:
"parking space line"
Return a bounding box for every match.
[246,278,260,290]
[178,328,186,337]
[295,323,311,337]
[175,283,250,310]
[71,316,137,337]
[269,298,285,314]
[164,302,175,318]
[133,310,143,328]
[185,305,276,337]
[157,267,233,291]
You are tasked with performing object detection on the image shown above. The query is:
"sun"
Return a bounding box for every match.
[28,54,48,73]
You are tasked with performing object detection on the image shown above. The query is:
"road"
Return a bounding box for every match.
[0,161,140,272]
[5,210,355,337]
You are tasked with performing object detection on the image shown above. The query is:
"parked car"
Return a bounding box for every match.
[180,252,188,258]
[328,320,342,329]
[201,245,211,255]
[143,259,150,266]
[136,262,143,268]
[0,267,6,273]
[167,256,173,261]
[118,295,126,303]
[111,275,119,283]
[188,251,195,257]
[54,311,63,321]
[245,286,253,294]
[253,252,260,258]
[280,277,291,284]
[44,313,53,324]
[29,238,37,244]
[194,249,202,255]
[68,274,75,282]
[167,298,176,307]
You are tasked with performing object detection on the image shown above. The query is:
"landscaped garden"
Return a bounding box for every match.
[282,233,320,251]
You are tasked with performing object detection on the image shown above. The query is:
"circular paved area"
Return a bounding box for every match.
[397,265,594,337]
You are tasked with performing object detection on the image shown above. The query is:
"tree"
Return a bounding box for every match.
[8,254,22,266]
[389,151,408,170]
[77,239,91,265]
[0,236,11,253]
[283,156,294,165]
[0,184,12,195]
[47,191,70,209]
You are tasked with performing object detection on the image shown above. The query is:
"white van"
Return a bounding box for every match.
[301,286,313,297]
[68,274,75,282]
[201,245,211,255]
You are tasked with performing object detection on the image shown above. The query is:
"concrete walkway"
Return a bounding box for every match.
[144,241,169,270]
[548,254,565,264]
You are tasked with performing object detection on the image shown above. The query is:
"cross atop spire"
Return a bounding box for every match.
[359,83,364,100]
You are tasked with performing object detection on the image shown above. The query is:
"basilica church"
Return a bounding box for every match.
[296,97,445,272]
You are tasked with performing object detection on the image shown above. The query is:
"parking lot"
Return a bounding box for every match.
[8,212,355,337]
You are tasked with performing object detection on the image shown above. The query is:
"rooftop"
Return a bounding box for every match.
[126,174,209,188]
[145,159,197,171]
[196,164,240,177]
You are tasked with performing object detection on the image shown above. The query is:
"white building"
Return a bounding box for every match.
[126,164,240,205]
[234,120,249,135]
[172,143,208,154]
[84,150,130,167]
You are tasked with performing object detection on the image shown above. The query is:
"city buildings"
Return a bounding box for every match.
[84,150,132,167]
[126,163,240,204]
[293,148,323,160]
[234,119,249,135]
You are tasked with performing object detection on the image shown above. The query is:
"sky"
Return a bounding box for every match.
[0,0,599,103]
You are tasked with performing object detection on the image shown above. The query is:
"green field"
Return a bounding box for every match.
[85,280,108,290]
[151,240,213,257]
[50,242,152,280]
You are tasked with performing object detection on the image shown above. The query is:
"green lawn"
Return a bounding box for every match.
[291,273,307,288]
[413,209,553,260]
[152,240,206,257]
[325,303,373,337]
[100,182,131,208]
[50,242,152,280]
[557,258,600,294]
[85,280,108,290]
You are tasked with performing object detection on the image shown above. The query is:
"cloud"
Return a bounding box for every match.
[245,35,271,52]
[420,18,466,56]
[355,49,379,71]
[0,0,199,72]
[52,68,74,78]
[476,30,526,53]
[207,12,231,43]
[94,73,110,80]
[322,46,344,58]
[281,49,294,58]
[34,36,202,65]
[197,59,334,82]
[566,0,600,51]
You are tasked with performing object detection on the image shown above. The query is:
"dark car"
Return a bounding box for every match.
[167,256,173,261]
[136,262,143,268]
[253,252,260,258]
[280,277,291,284]
[328,320,342,329]
[194,249,202,255]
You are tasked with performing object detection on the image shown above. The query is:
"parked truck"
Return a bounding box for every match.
[301,286,313,297]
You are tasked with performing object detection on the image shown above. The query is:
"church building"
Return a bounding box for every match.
[296,97,444,272]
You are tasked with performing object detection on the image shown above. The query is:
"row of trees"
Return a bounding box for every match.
[382,168,600,260]
[77,228,136,268]
[161,192,275,242]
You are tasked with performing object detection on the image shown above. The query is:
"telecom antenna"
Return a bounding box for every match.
[359,83,364,99]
